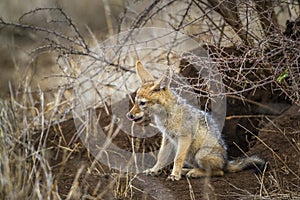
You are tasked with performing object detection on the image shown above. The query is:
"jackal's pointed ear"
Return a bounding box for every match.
[152,68,172,91]
[136,61,155,83]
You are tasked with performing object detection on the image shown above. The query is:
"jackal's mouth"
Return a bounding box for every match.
[133,116,144,123]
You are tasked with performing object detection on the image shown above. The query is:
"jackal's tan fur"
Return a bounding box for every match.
[127,61,265,181]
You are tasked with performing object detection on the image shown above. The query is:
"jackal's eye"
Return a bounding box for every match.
[139,101,146,106]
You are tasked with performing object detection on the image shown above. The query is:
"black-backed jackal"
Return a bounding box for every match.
[127,61,265,181]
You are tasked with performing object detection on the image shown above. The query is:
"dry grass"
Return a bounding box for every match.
[0,98,56,199]
[0,90,137,200]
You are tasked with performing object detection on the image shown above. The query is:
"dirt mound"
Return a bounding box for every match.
[42,105,299,199]
[248,105,300,196]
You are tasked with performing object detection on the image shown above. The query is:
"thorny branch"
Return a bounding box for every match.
[1,2,299,106]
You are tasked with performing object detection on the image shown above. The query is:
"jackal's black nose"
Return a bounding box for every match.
[126,112,134,121]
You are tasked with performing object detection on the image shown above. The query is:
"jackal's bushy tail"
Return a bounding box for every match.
[225,155,266,173]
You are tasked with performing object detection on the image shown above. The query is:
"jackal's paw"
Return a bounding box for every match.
[143,168,161,176]
[186,171,198,178]
[186,168,204,178]
[167,174,181,181]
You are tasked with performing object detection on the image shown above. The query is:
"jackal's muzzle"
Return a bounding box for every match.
[126,106,151,125]
[126,112,144,123]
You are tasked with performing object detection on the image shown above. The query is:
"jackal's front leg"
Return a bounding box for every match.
[144,135,172,176]
[167,135,192,181]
